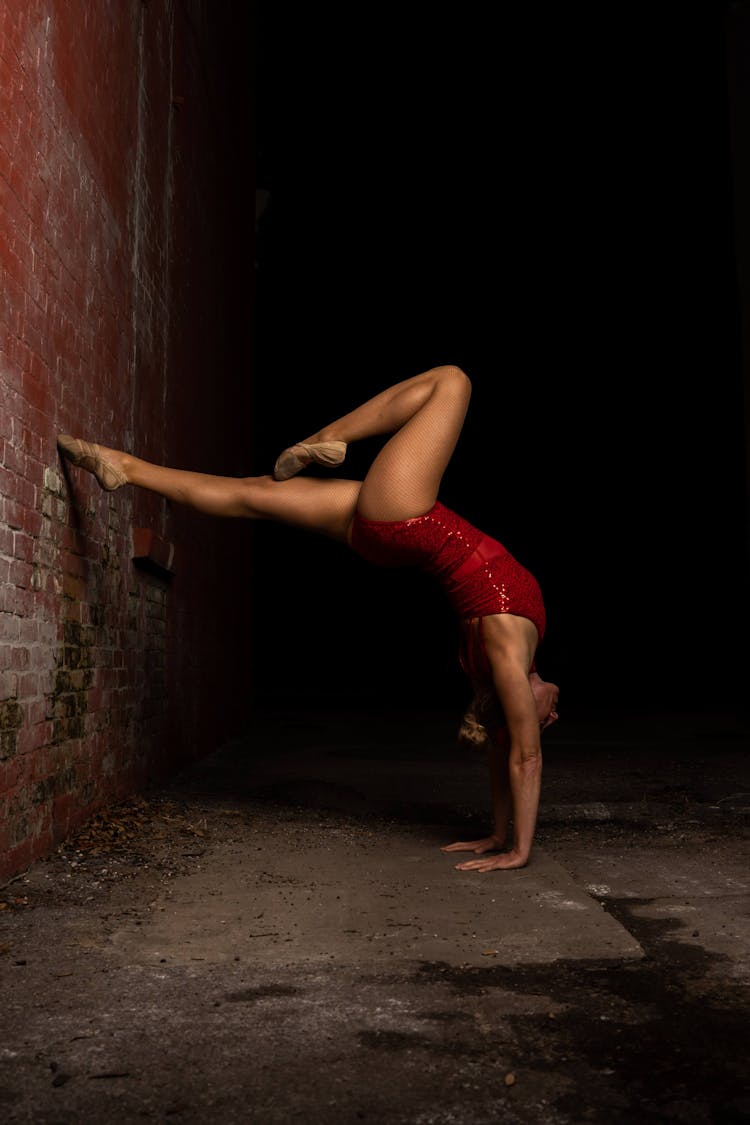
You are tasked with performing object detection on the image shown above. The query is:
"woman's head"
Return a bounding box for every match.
[530,671,560,730]
[457,672,559,752]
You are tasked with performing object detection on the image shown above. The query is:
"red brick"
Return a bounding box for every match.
[8,645,29,668]
[0,0,255,881]
[12,531,34,561]
[0,614,21,642]
[20,619,39,645]
[7,558,32,587]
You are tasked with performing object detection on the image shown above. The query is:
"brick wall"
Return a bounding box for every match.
[0,0,255,879]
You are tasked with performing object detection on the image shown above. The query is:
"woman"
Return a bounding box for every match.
[58,364,559,871]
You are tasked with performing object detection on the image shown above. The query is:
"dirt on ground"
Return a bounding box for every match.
[1,712,749,1124]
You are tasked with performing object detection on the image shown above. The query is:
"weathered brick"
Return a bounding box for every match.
[12,530,34,562]
[0,0,254,881]
[8,558,32,587]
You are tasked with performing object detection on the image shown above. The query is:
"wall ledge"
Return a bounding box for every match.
[132,527,176,577]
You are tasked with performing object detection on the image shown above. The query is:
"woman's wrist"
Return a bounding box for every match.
[509,841,530,863]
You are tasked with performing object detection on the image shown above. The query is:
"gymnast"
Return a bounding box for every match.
[58,365,559,871]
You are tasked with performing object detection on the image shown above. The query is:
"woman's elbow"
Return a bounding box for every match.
[511,745,542,772]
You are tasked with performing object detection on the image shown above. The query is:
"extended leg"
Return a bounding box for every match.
[57,438,361,543]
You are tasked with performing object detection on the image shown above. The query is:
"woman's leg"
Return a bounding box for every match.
[59,441,362,543]
[295,364,471,521]
[61,362,469,537]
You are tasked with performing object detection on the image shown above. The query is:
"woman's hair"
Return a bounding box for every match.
[457,685,503,752]
[459,676,560,750]
[457,704,490,750]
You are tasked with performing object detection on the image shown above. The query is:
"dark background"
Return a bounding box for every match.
[249,3,749,720]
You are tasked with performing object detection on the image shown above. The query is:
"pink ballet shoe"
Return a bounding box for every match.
[57,434,128,491]
[273,440,347,481]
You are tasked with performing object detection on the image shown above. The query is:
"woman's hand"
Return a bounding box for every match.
[452,849,528,872]
[440,835,504,855]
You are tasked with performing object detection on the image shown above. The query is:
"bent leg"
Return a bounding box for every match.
[300,364,472,521]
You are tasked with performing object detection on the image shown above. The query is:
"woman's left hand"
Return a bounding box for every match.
[453,849,528,871]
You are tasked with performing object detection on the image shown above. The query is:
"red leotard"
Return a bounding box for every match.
[350,501,547,743]
[349,501,546,637]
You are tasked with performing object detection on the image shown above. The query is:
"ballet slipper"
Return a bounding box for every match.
[57,434,128,491]
[273,439,347,481]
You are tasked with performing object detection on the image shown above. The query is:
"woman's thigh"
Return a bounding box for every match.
[356,366,471,521]
[248,476,362,543]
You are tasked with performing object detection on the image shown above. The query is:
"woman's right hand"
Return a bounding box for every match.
[440,835,503,855]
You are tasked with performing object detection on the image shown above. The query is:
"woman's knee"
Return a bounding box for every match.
[238,474,275,517]
[434,364,471,399]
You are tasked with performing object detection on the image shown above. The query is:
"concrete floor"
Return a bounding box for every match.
[1,708,749,1123]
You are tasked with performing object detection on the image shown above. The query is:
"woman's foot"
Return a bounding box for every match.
[57,435,129,491]
[273,440,347,481]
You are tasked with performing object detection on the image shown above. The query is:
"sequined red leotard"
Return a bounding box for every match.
[351,502,547,743]
[350,501,546,638]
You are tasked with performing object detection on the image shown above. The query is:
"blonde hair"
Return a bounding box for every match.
[457,706,489,750]
[457,685,504,752]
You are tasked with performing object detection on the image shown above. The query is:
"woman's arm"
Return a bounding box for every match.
[487,735,512,844]
[440,732,511,857]
[452,625,543,871]
[451,684,541,870]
